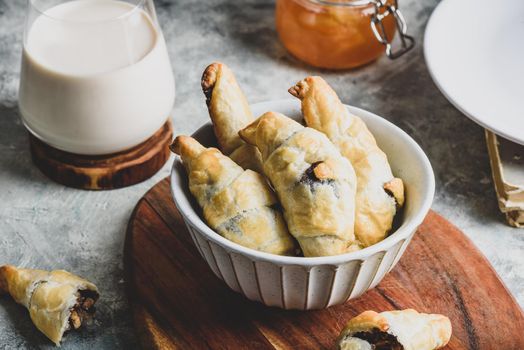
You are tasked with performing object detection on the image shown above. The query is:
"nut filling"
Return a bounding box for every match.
[352,328,404,350]
[299,162,335,189]
[68,290,99,330]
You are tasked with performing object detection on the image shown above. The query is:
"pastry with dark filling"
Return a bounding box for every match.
[201,62,263,172]
[289,76,405,247]
[239,112,358,257]
[171,135,296,255]
[337,309,452,350]
[0,265,99,346]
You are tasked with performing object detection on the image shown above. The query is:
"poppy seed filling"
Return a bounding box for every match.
[351,328,404,350]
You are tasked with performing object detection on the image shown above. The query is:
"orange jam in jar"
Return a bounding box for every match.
[276,0,406,69]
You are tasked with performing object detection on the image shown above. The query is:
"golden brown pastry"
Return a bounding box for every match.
[337,309,452,350]
[201,62,263,172]
[0,265,99,346]
[239,112,358,257]
[289,76,405,247]
[171,135,296,255]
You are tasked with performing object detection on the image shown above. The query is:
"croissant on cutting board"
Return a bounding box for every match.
[337,309,452,350]
[0,265,99,346]
[171,135,296,255]
[201,62,263,172]
[239,111,358,257]
[289,76,405,247]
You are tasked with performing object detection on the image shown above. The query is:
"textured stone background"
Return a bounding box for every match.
[0,0,523,349]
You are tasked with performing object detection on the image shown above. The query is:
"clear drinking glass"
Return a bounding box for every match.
[19,0,175,155]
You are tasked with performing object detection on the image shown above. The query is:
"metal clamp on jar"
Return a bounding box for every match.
[276,0,414,69]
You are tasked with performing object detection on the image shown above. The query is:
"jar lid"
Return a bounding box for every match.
[309,0,415,59]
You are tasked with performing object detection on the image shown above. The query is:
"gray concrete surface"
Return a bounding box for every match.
[0,0,523,348]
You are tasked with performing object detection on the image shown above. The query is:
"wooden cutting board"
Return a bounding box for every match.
[124,178,524,349]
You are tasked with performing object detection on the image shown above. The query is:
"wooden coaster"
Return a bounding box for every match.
[29,121,173,190]
[124,178,524,350]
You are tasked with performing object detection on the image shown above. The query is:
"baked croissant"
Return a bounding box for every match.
[171,135,296,255]
[0,265,99,346]
[201,62,263,172]
[337,309,452,350]
[239,112,358,257]
[289,76,405,247]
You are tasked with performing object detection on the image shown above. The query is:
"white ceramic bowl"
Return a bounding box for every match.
[171,99,434,310]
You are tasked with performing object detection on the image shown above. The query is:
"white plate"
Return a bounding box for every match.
[424,0,524,145]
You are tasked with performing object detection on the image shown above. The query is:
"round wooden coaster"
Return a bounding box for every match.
[124,178,524,350]
[29,121,173,190]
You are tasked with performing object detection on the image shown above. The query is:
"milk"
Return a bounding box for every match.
[19,0,175,155]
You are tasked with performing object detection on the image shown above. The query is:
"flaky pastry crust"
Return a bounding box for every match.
[290,76,405,247]
[239,112,358,257]
[338,309,452,350]
[0,265,99,346]
[171,136,296,255]
[201,62,263,171]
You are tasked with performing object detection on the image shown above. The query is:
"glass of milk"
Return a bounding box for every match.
[19,0,175,155]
